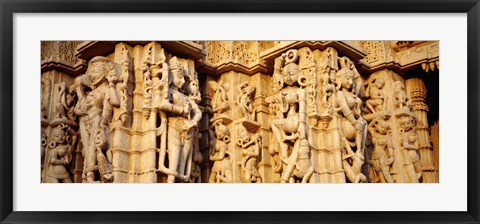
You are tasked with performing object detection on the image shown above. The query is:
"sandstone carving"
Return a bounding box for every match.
[157,56,203,183]
[368,116,394,183]
[269,50,308,177]
[209,119,232,183]
[236,123,262,183]
[73,56,120,183]
[44,124,76,183]
[41,41,439,183]
[334,57,368,183]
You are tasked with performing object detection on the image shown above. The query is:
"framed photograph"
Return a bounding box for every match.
[1,0,479,223]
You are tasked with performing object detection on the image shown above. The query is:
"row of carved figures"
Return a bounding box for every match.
[206,48,424,183]
[41,44,428,183]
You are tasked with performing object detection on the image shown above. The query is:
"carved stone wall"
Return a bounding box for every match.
[41,41,439,183]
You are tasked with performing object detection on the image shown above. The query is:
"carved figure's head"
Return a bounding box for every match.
[374,78,386,89]
[336,68,354,90]
[237,124,250,143]
[394,81,405,91]
[399,115,416,131]
[282,63,299,86]
[376,119,390,135]
[87,56,115,87]
[215,122,230,143]
[169,57,185,90]
[49,125,67,149]
[188,79,199,96]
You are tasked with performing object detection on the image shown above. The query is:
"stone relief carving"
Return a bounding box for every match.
[209,119,232,183]
[44,123,77,183]
[333,56,368,183]
[41,78,52,120]
[157,56,203,183]
[398,114,421,182]
[365,78,387,113]
[236,82,256,121]
[268,49,308,178]
[368,116,394,183]
[41,41,438,184]
[209,80,230,113]
[394,81,411,110]
[236,123,262,183]
[115,45,132,126]
[73,56,120,183]
[281,139,314,183]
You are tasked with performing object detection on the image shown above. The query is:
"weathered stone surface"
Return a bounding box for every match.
[41,41,439,183]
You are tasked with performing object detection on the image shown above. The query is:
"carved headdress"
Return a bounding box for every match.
[169,57,184,74]
[87,56,116,86]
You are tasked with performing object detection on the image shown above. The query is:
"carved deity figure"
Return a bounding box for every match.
[157,57,202,183]
[281,139,314,183]
[399,115,421,182]
[55,82,76,120]
[209,121,232,183]
[237,124,262,183]
[44,124,76,183]
[73,56,120,183]
[333,57,368,183]
[209,80,229,113]
[394,81,410,110]
[269,50,307,174]
[322,83,335,111]
[236,82,256,120]
[368,117,395,183]
[365,78,386,113]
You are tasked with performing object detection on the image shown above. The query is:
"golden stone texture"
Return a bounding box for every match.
[40,41,439,183]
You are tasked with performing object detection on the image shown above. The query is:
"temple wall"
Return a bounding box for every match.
[40,41,439,183]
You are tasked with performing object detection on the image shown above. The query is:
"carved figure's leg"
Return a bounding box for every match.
[167,129,181,183]
[178,131,194,182]
[382,166,394,183]
[301,166,314,183]
[281,145,299,183]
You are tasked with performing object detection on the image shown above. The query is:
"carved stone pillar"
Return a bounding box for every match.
[41,41,86,183]
[405,78,438,183]
[110,43,134,183]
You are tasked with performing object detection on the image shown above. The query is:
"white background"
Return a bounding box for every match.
[13,14,467,211]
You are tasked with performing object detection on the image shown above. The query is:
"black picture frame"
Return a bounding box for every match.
[1,1,479,223]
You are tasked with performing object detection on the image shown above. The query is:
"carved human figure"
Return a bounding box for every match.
[209,121,231,183]
[368,117,395,183]
[270,50,307,172]
[281,139,314,183]
[73,56,120,183]
[44,124,76,183]
[157,57,202,183]
[216,152,233,183]
[322,83,335,111]
[394,81,410,110]
[333,57,368,183]
[237,124,262,183]
[208,80,229,113]
[56,82,76,120]
[236,82,256,120]
[365,78,386,113]
[399,115,421,182]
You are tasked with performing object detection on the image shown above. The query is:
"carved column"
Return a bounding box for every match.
[41,41,86,183]
[405,78,438,183]
[110,43,134,183]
